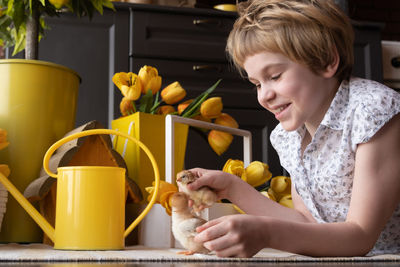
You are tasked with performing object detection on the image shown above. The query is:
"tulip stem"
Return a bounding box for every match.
[150,92,163,114]
[181,79,222,118]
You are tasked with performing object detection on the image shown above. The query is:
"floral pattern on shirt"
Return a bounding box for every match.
[270,77,400,255]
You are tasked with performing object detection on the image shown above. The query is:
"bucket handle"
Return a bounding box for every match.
[42,128,160,237]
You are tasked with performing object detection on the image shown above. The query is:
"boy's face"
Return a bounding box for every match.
[244,51,337,132]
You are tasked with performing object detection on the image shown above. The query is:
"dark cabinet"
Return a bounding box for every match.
[125,5,282,174]
[8,3,383,176]
[352,21,384,82]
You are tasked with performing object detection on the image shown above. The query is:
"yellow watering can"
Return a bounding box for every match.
[0,129,160,250]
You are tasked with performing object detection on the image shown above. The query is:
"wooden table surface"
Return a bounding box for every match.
[0,263,400,267]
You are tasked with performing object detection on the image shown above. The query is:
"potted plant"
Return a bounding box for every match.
[111,65,239,202]
[0,0,114,243]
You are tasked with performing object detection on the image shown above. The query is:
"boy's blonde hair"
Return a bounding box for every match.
[226,0,354,81]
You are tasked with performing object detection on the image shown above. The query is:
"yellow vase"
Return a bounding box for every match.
[0,59,80,242]
[112,112,188,202]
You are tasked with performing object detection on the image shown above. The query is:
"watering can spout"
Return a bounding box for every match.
[0,172,55,243]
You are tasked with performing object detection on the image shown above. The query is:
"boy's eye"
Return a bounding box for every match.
[271,73,281,80]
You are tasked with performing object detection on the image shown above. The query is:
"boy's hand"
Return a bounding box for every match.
[194,214,268,258]
[186,168,237,201]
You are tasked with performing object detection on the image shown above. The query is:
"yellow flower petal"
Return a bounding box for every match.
[138,66,162,95]
[157,105,176,115]
[120,97,135,116]
[0,164,10,177]
[270,176,291,194]
[261,190,276,202]
[177,99,193,115]
[145,180,178,204]
[200,97,223,119]
[192,114,212,123]
[222,159,244,177]
[113,72,142,101]
[243,161,272,187]
[214,113,239,128]
[112,72,130,90]
[161,81,186,104]
[208,130,233,156]
[279,194,293,208]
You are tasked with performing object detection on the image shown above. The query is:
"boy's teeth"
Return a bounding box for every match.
[276,105,286,113]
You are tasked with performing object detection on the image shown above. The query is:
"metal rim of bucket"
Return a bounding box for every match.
[57,166,126,171]
[0,59,81,83]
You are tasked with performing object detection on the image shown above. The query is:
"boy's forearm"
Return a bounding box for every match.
[228,178,312,223]
[265,218,374,256]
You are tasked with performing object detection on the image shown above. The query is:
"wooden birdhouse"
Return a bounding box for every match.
[24,121,142,245]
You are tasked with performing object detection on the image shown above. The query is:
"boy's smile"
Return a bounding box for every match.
[244,51,339,136]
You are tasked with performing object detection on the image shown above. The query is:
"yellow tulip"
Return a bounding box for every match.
[49,0,69,9]
[200,97,223,119]
[161,81,186,104]
[145,180,178,215]
[261,190,276,202]
[279,194,294,209]
[214,113,239,128]
[0,129,9,150]
[270,176,291,194]
[177,99,193,115]
[242,161,272,187]
[0,164,10,177]
[119,97,134,116]
[160,191,177,216]
[112,72,142,101]
[267,188,278,201]
[192,114,212,123]
[222,159,244,177]
[157,105,175,115]
[138,65,162,95]
[208,130,233,156]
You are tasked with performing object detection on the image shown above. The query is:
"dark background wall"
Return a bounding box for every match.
[348,0,400,41]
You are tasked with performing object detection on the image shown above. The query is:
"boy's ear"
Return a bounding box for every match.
[321,48,340,78]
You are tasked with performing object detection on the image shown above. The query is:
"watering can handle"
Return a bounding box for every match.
[42,128,161,237]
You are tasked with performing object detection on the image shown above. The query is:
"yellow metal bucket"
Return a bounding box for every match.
[0,59,80,242]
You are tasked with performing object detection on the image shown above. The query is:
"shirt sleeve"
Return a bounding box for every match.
[350,83,400,150]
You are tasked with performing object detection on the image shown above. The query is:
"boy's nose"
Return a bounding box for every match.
[258,85,275,105]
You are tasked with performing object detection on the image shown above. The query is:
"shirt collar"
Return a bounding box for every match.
[319,79,350,130]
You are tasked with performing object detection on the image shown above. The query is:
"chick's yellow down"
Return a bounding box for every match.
[176,170,218,213]
[170,192,210,255]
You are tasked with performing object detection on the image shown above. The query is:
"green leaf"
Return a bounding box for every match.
[0,0,116,58]
[11,0,25,32]
[11,25,25,55]
[181,79,222,118]
[0,16,14,47]
[7,0,14,15]
[150,91,163,114]
[138,90,154,113]
[91,0,103,15]
[102,0,115,11]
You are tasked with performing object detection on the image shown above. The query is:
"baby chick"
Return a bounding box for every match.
[170,192,210,255]
[176,170,218,213]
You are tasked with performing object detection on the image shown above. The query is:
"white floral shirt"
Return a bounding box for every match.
[270,77,400,255]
